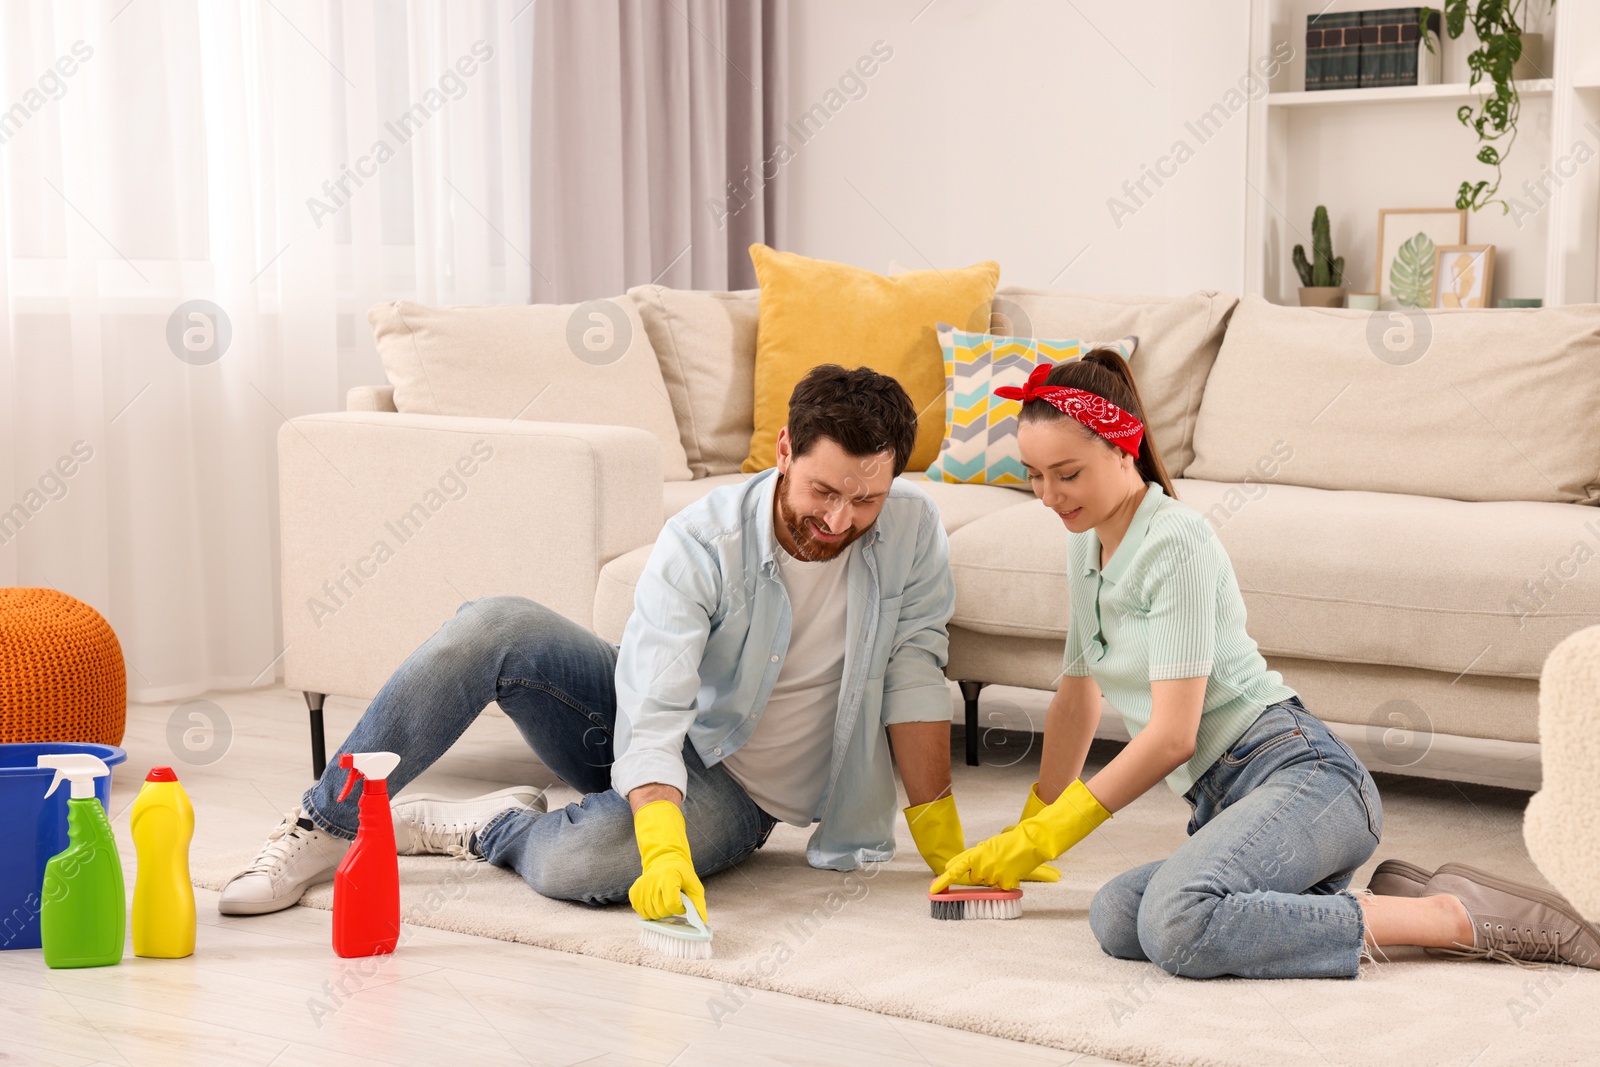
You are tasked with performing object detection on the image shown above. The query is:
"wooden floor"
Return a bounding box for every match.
[0,685,1129,1067]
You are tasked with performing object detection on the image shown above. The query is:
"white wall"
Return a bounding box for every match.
[781,0,1255,296]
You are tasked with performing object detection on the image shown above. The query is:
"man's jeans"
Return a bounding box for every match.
[1087,696,1384,979]
[302,596,779,905]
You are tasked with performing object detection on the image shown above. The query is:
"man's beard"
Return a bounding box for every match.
[776,474,867,562]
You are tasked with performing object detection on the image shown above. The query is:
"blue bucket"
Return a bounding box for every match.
[0,742,127,951]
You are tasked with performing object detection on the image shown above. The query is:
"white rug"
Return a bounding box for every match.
[194,746,1598,1067]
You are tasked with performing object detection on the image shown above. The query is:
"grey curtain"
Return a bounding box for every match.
[530,0,788,302]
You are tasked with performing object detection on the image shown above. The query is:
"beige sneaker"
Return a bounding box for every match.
[1423,863,1600,970]
[1366,858,1433,897]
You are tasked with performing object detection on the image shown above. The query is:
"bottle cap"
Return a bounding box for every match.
[146,766,179,783]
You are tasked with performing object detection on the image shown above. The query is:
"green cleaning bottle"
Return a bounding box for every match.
[37,754,125,969]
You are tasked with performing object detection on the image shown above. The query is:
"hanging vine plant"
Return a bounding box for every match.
[1419,0,1554,213]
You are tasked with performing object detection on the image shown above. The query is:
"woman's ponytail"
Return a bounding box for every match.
[1021,348,1178,500]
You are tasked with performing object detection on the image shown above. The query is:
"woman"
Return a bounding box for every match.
[930,351,1598,978]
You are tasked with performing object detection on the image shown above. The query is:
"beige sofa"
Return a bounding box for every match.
[278,287,1600,789]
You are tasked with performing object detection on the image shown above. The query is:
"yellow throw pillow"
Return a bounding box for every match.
[743,245,1000,473]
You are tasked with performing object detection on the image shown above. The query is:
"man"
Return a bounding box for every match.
[222,365,993,925]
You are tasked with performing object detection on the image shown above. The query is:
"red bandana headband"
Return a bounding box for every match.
[994,363,1145,457]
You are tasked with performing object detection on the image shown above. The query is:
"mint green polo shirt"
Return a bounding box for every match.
[1062,481,1298,795]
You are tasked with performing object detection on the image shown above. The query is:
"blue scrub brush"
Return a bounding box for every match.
[638,891,713,959]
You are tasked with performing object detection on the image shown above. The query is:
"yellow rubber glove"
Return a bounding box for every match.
[930,779,1111,893]
[904,793,1060,882]
[1002,782,1061,883]
[1017,781,1050,823]
[903,794,965,874]
[629,800,708,924]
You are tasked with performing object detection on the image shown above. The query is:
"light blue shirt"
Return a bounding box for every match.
[611,467,956,871]
[1062,481,1297,794]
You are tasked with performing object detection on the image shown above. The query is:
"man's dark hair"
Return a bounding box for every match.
[787,364,918,477]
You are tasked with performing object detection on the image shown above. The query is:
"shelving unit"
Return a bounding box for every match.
[1245,0,1600,306]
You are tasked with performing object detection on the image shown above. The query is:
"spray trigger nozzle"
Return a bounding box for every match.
[336,756,361,803]
[335,751,401,802]
[38,754,112,800]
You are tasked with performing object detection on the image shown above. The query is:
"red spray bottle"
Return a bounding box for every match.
[332,751,402,959]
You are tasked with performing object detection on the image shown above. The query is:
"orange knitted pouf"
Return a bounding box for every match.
[0,587,126,745]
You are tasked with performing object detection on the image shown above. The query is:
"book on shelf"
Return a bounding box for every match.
[1306,8,1442,92]
[1360,8,1442,87]
[1360,9,1394,88]
[1306,10,1362,91]
[1305,15,1325,90]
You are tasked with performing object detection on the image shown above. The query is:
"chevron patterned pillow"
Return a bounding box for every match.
[924,324,1137,485]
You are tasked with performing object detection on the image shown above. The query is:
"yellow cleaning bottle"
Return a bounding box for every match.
[130,766,196,959]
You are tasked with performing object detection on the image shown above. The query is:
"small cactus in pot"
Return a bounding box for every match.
[1294,205,1346,307]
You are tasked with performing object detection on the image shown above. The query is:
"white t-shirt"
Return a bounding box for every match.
[719,542,853,825]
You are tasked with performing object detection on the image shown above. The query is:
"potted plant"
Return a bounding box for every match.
[1294,205,1345,307]
[1420,0,1555,213]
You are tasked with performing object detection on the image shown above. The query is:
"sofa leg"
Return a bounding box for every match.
[304,691,328,780]
[959,680,985,766]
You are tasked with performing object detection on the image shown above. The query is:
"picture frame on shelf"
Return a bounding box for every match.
[1432,245,1497,308]
[1375,208,1467,308]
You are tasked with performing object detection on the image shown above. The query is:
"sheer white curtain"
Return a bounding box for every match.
[530,0,788,301]
[0,1,532,702]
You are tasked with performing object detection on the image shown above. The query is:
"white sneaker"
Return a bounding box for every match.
[219,807,352,916]
[391,785,547,857]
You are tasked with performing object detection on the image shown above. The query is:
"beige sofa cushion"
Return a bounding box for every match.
[1187,296,1600,505]
[594,542,655,644]
[901,473,1031,534]
[991,287,1238,476]
[663,473,749,523]
[628,285,759,478]
[946,499,1072,642]
[1178,479,1599,679]
[946,478,1600,680]
[368,298,692,482]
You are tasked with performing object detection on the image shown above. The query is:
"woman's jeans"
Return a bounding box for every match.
[300,596,779,906]
[1087,696,1384,979]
